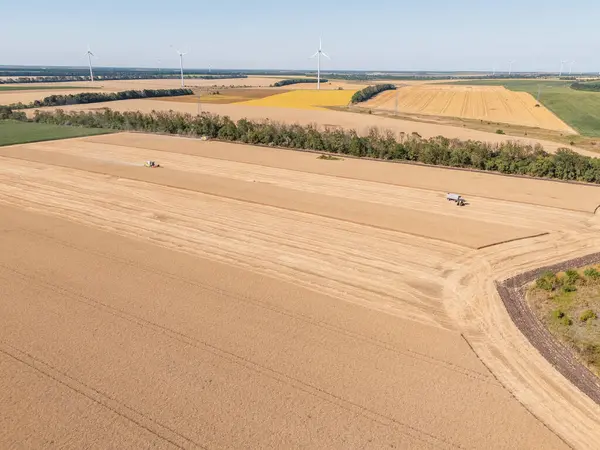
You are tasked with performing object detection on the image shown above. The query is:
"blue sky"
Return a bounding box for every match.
[2,0,600,72]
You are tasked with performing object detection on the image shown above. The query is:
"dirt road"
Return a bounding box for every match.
[1,133,600,448]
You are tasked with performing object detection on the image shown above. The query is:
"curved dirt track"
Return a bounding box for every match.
[496,254,600,405]
[2,133,600,448]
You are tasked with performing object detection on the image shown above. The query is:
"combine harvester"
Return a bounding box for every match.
[144,161,161,168]
[446,192,466,206]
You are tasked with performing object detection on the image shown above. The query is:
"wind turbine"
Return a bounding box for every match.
[86,46,95,82]
[569,60,576,75]
[310,37,330,90]
[508,60,516,76]
[171,45,188,87]
[177,50,187,87]
[559,60,568,77]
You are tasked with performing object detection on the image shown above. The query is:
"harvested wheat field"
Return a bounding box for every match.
[362,85,576,133]
[29,99,597,156]
[2,132,600,448]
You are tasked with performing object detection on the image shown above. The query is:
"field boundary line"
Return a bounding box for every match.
[459,334,574,449]
[476,232,550,250]
[496,253,600,407]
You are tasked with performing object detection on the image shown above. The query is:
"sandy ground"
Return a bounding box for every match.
[28,98,596,156]
[362,85,575,133]
[1,133,600,448]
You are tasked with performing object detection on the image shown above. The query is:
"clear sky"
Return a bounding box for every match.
[2,0,599,72]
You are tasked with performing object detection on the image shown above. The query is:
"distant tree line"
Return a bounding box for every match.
[1,107,592,183]
[351,84,396,103]
[0,74,247,84]
[272,78,327,87]
[571,82,600,92]
[7,89,193,109]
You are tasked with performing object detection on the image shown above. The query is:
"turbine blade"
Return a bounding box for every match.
[321,51,330,59]
[310,52,318,58]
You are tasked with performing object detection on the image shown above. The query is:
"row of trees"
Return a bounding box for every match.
[0,74,247,84]
[351,84,396,103]
[23,107,600,184]
[272,78,326,87]
[571,82,600,92]
[0,106,26,120]
[8,89,193,109]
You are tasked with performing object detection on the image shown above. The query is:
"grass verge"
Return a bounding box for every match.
[0,120,113,146]
[528,267,600,375]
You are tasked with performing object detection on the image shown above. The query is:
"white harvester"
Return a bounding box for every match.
[446,192,466,206]
[144,161,161,168]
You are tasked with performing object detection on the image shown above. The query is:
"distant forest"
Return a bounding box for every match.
[0,74,247,84]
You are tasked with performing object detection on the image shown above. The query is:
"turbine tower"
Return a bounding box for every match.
[86,46,95,82]
[559,60,568,77]
[175,49,187,87]
[508,60,516,76]
[310,37,330,90]
[569,60,576,75]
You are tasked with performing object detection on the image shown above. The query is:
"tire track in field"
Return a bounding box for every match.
[0,341,203,450]
[0,266,466,450]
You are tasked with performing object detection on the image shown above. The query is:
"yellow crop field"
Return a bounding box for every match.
[362,85,575,133]
[238,89,356,110]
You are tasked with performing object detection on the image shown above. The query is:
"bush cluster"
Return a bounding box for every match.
[351,84,396,104]
[22,108,600,184]
[8,89,193,110]
[0,105,26,121]
[580,309,597,323]
[272,78,326,87]
[571,82,600,92]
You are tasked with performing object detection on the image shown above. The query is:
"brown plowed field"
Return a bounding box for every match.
[362,85,576,133]
[2,133,600,449]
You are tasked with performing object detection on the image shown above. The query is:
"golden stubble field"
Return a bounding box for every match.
[362,84,576,133]
[1,132,600,449]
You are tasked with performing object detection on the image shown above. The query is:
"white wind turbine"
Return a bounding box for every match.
[559,59,568,77]
[310,37,330,90]
[508,60,516,76]
[569,60,576,75]
[86,46,95,82]
[171,46,188,87]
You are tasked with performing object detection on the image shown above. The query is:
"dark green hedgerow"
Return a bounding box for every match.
[19,107,600,184]
[272,78,327,87]
[351,84,396,103]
